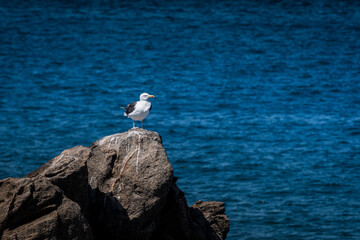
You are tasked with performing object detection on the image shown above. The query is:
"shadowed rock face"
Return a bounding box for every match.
[0,129,229,240]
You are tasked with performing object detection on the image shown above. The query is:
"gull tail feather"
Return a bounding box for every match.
[121,106,128,116]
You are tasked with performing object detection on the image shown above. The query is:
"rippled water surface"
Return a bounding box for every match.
[1,1,360,239]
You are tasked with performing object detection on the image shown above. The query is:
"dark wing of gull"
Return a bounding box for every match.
[125,101,137,115]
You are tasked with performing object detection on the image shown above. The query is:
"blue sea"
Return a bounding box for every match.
[1,0,360,239]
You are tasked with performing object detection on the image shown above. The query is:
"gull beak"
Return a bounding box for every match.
[149,95,155,98]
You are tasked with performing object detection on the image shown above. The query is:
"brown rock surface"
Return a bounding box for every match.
[191,200,230,240]
[0,128,229,240]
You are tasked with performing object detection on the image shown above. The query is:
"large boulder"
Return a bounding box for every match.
[87,129,173,239]
[0,145,93,240]
[0,129,229,240]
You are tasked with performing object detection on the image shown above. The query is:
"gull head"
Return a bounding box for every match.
[140,93,155,101]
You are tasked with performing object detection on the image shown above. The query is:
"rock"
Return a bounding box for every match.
[0,129,229,239]
[26,145,91,212]
[0,177,93,240]
[87,129,173,240]
[191,201,230,240]
[152,183,230,240]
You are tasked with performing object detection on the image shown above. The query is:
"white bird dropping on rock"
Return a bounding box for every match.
[122,93,155,129]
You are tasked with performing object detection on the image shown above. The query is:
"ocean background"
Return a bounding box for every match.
[1,0,360,239]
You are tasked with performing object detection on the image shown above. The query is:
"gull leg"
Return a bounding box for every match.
[133,120,135,128]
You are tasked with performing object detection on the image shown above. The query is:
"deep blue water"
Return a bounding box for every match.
[1,0,360,239]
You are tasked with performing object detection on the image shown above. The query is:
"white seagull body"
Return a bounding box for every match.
[123,93,154,128]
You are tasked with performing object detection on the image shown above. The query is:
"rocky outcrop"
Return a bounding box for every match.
[0,129,229,240]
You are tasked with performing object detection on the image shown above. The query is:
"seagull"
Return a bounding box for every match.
[122,93,155,128]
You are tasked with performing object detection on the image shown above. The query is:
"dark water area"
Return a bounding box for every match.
[1,0,360,239]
